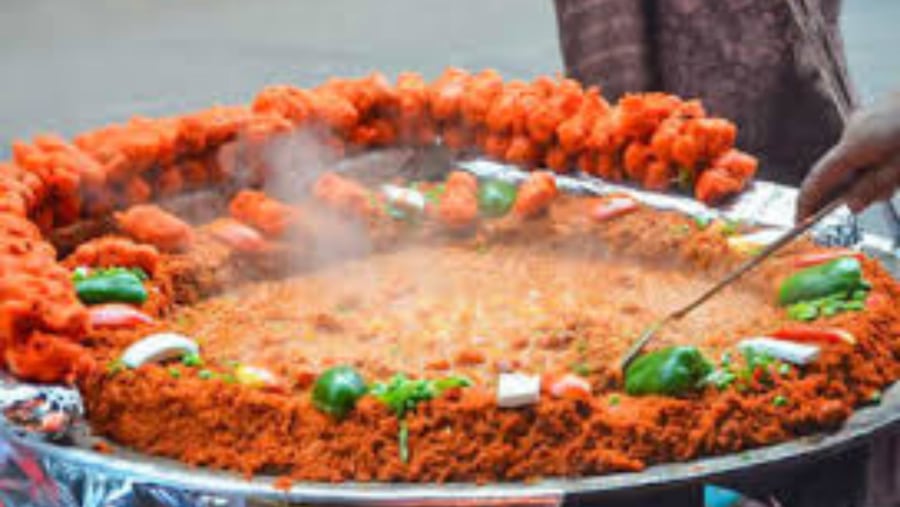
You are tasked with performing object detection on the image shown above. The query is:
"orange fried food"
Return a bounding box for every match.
[312,172,374,218]
[556,88,610,155]
[512,171,558,219]
[694,168,744,204]
[395,72,430,123]
[309,89,360,134]
[64,236,160,276]
[483,133,511,160]
[115,204,195,252]
[711,149,758,181]
[623,142,654,183]
[429,67,470,121]
[505,135,542,167]
[228,190,304,238]
[252,85,314,125]
[544,146,570,173]
[460,69,504,126]
[441,124,474,152]
[616,93,683,140]
[437,171,479,228]
[643,160,673,191]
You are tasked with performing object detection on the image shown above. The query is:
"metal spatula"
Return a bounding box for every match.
[619,197,845,371]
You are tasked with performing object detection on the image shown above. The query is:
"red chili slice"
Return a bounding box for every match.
[546,373,592,399]
[771,325,856,345]
[591,196,639,223]
[89,304,154,329]
[792,249,864,269]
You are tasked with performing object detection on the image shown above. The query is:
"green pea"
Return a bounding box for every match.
[312,366,368,419]
[477,180,518,218]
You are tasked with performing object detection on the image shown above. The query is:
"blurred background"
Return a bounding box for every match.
[0,0,897,226]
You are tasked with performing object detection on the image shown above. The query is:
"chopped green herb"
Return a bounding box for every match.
[720,219,741,237]
[198,369,215,380]
[843,301,865,311]
[422,183,446,204]
[370,374,471,418]
[168,367,182,379]
[398,420,410,463]
[772,394,788,407]
[693,215,713,229]
[852,289,869,301]
[608,394,621,406]
[704,368,737,390]
[72,266,148,282]
[677,167,694,191]
[787,301,819,321]
[571,362,591,376]
[778,363,792,376]
[370,374,470,462]
[181,352,203,367]
[720,352,733,367]
[671,224,691,236]
[106,359,127,377]
[869,390,883,404]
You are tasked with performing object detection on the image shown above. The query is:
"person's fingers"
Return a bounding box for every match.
[796,141,878,221]
[843,152,900,213]
[797,94,900,221]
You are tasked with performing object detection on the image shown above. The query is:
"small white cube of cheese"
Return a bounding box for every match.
[497,373,541,408]
[380,184,426,212]
[738,337,820,366]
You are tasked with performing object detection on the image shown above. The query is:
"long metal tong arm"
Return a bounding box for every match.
[620,198,844,370]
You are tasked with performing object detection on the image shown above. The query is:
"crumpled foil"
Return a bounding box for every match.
[1,159,898,506]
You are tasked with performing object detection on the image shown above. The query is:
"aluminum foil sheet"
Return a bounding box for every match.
[2,158,899,506]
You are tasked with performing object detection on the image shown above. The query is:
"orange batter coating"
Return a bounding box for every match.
[513,171,558,218]
[437,171,479,228]
[429,67,470,121]
[312,172,375,219]
[228,190,304,238]
[115,204,195,252]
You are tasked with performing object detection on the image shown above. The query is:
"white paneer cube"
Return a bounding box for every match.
[738,337,821,366]
[497,373,541,408]
[121,332,200,368]
[380,184,427,212]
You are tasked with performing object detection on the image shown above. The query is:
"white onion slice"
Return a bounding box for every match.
[121,332,199,368]
[738,337,820,365]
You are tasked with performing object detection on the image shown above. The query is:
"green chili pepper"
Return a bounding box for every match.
[778,257,866,306]
[477,180,518,218]
[312,366,367,419]
[73,268,148,305]
[625,346,713,396]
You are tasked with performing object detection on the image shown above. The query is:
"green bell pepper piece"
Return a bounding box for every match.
[625,346,713,396]
[74,270,147,305]
[312,366,367,418]
[477,180,518,218]
[778,257,865,306]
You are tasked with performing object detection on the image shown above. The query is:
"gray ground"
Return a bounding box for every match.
[0,0,896,232]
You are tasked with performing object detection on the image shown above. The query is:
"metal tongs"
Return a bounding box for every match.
[620,196,845,370]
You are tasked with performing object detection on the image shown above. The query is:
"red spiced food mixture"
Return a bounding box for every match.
[1,70,898,483]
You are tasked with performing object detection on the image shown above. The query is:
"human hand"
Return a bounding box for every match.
[796,93,900,221]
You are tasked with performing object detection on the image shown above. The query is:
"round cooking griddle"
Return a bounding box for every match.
[2,169,899,506]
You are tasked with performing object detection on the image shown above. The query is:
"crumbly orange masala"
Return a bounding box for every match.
[0,69,898,484]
